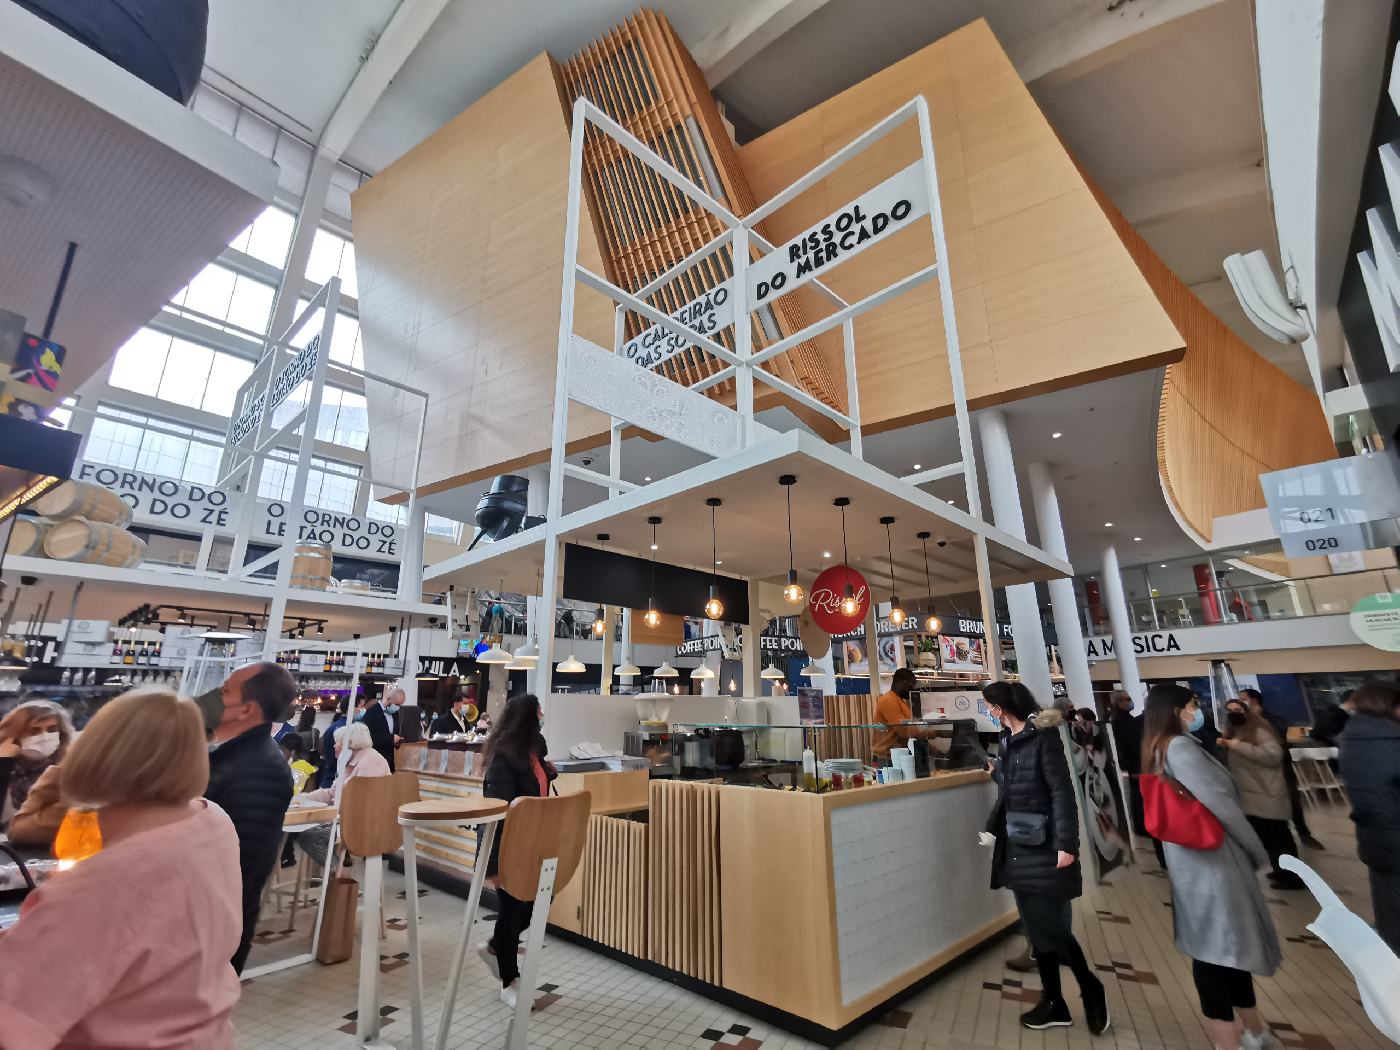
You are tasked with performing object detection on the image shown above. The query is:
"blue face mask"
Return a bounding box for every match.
[1185,707,1205,733]
[386,703,400,715]
[354,710,366,722]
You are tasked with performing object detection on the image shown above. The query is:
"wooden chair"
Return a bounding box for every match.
[340,771,419,1047]
[497,791,591,1050]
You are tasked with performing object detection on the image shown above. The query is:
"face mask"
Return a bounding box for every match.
[1226,710,1247,727]
[20,731,60,760]
[354,710,366,722]
[1184,707,1205,733]
[386,703,400,715]
[193,688,226,734]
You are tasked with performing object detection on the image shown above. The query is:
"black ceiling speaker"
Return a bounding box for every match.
[14,0,209,104]
[468,475,529,551]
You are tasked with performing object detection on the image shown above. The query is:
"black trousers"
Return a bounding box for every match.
[1013,891,1101,1004]
[1192,959,1255,1021]
[490,887,535,987]
[1247,815,1298,877]
[1281,755,1312,838]
[1370,869,1400,955]
[231,895,260,975]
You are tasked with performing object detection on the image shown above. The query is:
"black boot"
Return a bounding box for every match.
[1082,977,1110,1035]
[1021,997,1072,1030]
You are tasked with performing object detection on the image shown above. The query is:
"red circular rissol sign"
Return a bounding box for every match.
[808,565,870,634]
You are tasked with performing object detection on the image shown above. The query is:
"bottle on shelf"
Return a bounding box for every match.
[59,668,72,686]
[151,641,162,666]
[322,651,332,673]
[137,641,149,666]
[123,642,135,666]
[110,640,123,665]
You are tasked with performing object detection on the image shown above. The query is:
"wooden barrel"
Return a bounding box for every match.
[43,518,145,567]
[32,480,133,528]
[290,543,333,590]
[8,517,52,557]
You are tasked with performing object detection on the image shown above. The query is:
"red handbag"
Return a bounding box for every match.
[1140,772,1225,850]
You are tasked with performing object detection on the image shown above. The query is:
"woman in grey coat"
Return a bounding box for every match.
[1142,685,1282,1050]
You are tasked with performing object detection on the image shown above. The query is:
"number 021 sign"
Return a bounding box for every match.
[1260,454,1400,558]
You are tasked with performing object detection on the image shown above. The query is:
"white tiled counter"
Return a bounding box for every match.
[717,771,1016,1038]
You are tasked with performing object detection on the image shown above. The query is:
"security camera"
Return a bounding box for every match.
[581,456,594,467]
[427,616,440,627]
[936,538,948,549]
[1224,250,1308,344]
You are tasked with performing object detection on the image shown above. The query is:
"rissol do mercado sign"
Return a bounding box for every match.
[618,160,930,374]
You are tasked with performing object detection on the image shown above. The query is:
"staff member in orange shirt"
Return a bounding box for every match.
[873,667,932,762]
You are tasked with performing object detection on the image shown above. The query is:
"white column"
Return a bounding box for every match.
[700,614,721,697]
[977,410,1053,703]
[396,501,426,602]
[618,608,635,690]
[524,463,549,695]
[600,605,616,695]
[1027,462,1095,708]
[863,599,884,693]
[1099,540,1144,708]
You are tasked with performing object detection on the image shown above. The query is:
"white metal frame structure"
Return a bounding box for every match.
[526,95,1011,683]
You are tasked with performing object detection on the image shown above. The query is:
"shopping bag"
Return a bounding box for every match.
[315,875,358,965]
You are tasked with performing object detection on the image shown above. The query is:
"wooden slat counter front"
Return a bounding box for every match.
[559,771,1014,1042]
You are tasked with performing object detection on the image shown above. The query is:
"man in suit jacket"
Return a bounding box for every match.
[357,692,397,771]
[429,694,472,737]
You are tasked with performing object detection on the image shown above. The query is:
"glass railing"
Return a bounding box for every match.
[1081,568,1400,636]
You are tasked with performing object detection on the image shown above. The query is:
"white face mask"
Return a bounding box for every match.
[20,731,60,760]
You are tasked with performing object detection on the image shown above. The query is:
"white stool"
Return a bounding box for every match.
[1291,746,1347,805]
[397,796,509,1050]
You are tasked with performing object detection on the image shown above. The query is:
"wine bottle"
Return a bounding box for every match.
[110,641,122,665]
[123,643,134,665]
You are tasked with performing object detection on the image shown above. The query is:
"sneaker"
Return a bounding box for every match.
[500,981,518,1009]
[1082,980,1111,1036]
[1301,834,1326,851]
[477,942,500,981]
[1242,1028,1280,1049]
[1006,947,1037,972]
[1020,997,1072,1030]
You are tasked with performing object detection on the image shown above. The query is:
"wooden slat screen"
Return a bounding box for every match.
[645,778,722,983]
[814,693,877,764]
[560,10,841,416]
[580,814,648,956]
[1079,165,1335,542]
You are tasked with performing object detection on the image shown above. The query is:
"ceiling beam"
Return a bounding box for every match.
[692,0,837,87]
[320,0,453,157]
[1009,0,1231,88]
[1114,152,1266,227]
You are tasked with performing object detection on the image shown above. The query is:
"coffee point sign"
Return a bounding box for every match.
[73,463,399,563]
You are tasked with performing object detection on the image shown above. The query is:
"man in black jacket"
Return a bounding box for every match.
[357,691,397,771]
[207,661,295,974]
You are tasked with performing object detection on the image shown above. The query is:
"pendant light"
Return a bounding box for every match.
[799,658,823,677]
[555,652,586,673]
[615,659,641,676]
[591,534,609,636]
[654,660,678,678]
[918,531,943,634]
[703,498,724,620]
[779,475,804,606]
[691,663,715,680]
[515,567,543,661]
[643,517,662,628]
[880,516,905,627]
[761,660,785,680]
[833,497,860,618]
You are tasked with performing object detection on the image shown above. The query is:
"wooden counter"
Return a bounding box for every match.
[556,771,1015,1043]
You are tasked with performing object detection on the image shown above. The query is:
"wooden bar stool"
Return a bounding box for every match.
[339,772,420,1048]
[395,796,509,1050]
[496,791,591,1050]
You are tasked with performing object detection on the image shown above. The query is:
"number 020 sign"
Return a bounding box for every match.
[1260,454,1400,558]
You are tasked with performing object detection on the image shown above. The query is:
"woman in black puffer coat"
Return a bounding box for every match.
[984,680,1109,1035]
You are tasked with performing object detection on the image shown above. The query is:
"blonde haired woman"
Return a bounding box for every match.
[296,720,390,866]
[0,689,243,1048]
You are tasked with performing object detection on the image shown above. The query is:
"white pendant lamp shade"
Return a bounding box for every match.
[691,664,715,680]
[654,661,679,678]
[800,660,822,677]
[512,641,540,662]
[477,642,513,664]
[556,653,586,673]
[761,664,785,680]
[506,660,531,671]
[615,661,641,676]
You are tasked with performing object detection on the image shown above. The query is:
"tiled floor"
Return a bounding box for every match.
[234,804,1389,1049]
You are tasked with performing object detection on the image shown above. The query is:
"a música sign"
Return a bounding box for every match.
[72,462,399,563]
